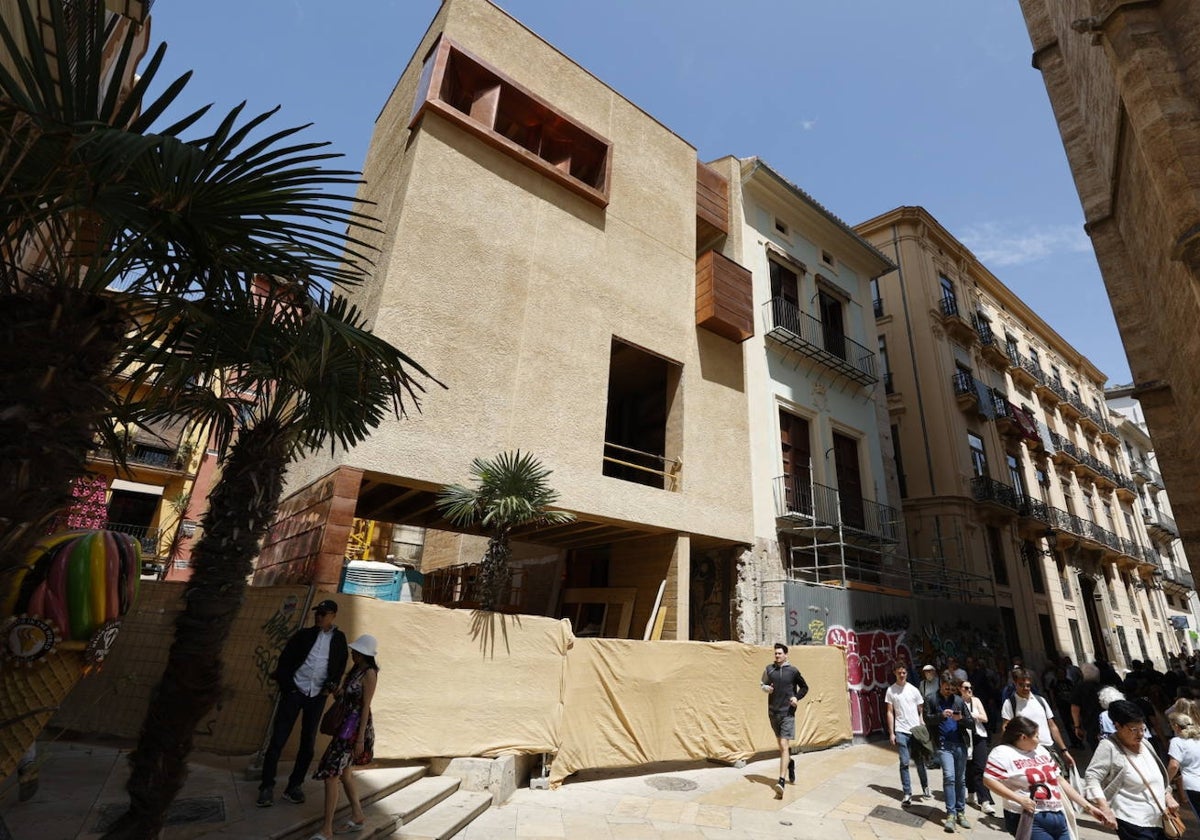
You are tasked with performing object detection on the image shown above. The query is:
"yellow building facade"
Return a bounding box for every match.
[859,206,1179,670]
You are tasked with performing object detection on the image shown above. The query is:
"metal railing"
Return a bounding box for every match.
[1164,565,1196,590]
[104,522,163,557]
[971,475,1019,510]
[1133,460,1163,487]
[602,441,681,491]
[764,297,878,384]
[873,298,884,318]
[91,444,185,471]
[773,475,901,543]
[939,295,960,317]
[1144,507,1179,538]
[952,369,976,397]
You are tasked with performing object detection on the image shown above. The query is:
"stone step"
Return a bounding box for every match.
[374,775,461,825]
[191,763,428,840]
[396,790,492,840]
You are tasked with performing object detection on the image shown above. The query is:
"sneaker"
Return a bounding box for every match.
[787,757,796,784]
[957,813,971,829]
[982,802,996,817]
[774,778,785,798]
[943,817,956,833]
[901,794,912,808]
[256,788,274,808]
[922,786,931,800]
[281,786,305,805]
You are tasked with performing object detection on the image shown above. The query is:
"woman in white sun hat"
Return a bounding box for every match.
[311,634,379,840]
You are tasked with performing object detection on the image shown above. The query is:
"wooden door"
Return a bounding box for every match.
[779,410,811,515]
[832,432,865,529]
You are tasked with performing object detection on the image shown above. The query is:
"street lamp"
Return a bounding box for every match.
[1022,528,1058,564]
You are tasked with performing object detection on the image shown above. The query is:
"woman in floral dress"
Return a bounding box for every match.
[310,634,379,840]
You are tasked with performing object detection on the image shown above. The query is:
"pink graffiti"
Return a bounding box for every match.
[825,625,912,735]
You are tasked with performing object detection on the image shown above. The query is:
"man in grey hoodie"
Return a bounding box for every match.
[761,642,809,797]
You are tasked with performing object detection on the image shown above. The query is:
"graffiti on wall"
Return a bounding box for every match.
[784,584,1007,736]
[253,593,301,689]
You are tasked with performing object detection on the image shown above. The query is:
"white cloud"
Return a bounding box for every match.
[800,119,817,132]
[958,222,1092,267]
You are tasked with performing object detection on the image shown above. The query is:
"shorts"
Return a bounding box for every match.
[769,712,795,740]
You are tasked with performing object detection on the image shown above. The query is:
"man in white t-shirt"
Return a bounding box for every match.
[1000,668,1075,771]
[886,664,929,807]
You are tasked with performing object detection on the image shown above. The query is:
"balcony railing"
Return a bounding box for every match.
[602,441,681,491]
[1133,460,1164,487]
[1144,507,1179,539]
[952,369,976,397]
[774,475,901,543]
[91,444,186,471]
[971,475,1019,510]
[873,298,884,318]
[1164,565,1196,590]
[764,298,878,386]
[1048,431,1080,462]
[104,522,163,558]
[940,295,960,317]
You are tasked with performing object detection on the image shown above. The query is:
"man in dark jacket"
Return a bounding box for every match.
[257,598,349,807]
[761,642,809,798]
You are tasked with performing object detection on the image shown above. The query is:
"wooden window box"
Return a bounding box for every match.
[411,36,612,207]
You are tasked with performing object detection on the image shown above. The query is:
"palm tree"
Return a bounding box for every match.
[0,0,375,571]
[437,451,575,611]
[100,280,440,839]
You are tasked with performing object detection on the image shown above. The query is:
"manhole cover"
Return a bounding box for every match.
[646,776,699,791]
[868,804,928,828]
[93,796,226,832]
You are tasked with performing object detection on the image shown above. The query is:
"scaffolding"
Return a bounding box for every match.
[773,465,994,603]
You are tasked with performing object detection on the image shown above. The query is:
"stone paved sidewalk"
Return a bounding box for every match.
[457,742,1123,840]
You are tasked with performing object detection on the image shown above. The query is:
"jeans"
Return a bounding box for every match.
[895,731,929,796]
[1003,810,1071,840]
[937,741,967,815]
[966,733,994,803]
[260,687,328,791]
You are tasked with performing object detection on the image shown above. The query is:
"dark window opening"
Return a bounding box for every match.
[1025,541,1046,594]
[891,424,907,498]
[1000,606,1022,661]
[1038,613,1058,659]
[602,339,681,490]
[832,432,864,530]
[987,525,1009,586]
[818,289,846,359]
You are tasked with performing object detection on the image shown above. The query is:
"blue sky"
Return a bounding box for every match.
[144,0,1131,385]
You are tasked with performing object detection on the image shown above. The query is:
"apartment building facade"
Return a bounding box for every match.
[859,205,1179,671]
[1108,385,1199,654]
[1019,0,1200,575]
[703,156,903,646]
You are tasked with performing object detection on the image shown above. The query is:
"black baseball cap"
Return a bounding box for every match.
[312,599,338,614]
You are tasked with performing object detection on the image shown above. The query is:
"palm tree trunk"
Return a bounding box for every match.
[0,285,127,571]
[102,421,292,839]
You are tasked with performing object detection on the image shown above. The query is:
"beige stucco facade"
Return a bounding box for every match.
[1019,0,1200,581]
[859,206,1179,671]
[267,0,754,639]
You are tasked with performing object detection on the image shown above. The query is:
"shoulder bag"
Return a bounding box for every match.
[1117,741,1185,838]
[319,695,348,736]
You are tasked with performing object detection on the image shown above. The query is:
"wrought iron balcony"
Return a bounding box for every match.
[952,369,976,397]
[90,444,187,471]
[1164,565,1196,590]
[104,522,163,558]
[971,475,1019,511]
[1144,507,1179,540]
[1017,495,1050,524]
[1132,460,1164,488]
[1048,431,1080,465]
[764,298,877,386]
[774,475,901,543]
[940,295,960,317]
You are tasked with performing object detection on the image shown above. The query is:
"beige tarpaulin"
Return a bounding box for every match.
[550,639,850,786]
[53,586,849,784]
[349,599,570,759]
